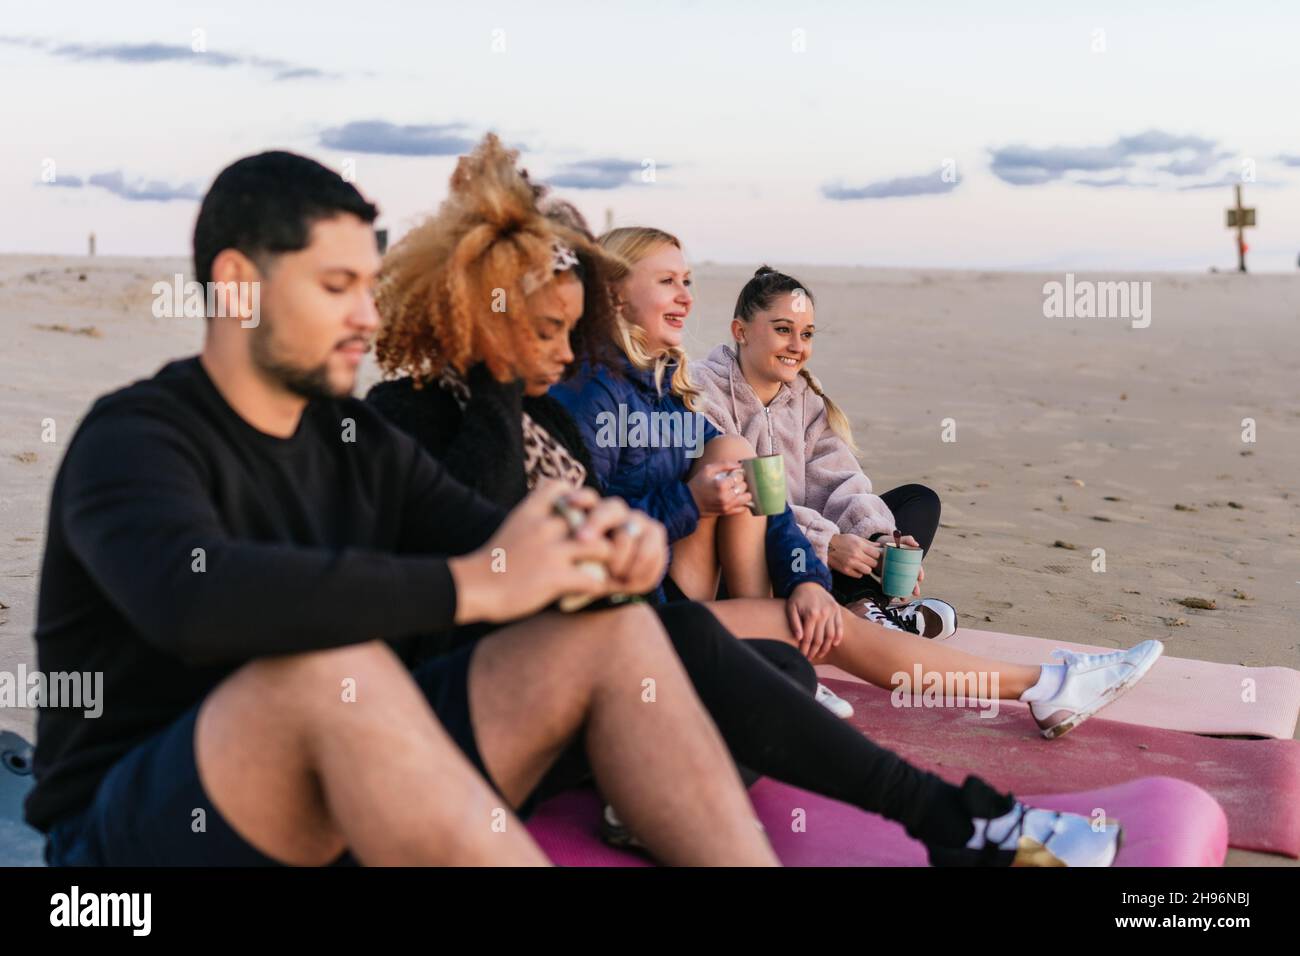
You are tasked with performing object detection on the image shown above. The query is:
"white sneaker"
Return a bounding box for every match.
[972,803,1122,867]
[815,682,855,719]
[1030,640,1164,739]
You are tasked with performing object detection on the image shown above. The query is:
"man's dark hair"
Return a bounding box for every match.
[193,151,379,286]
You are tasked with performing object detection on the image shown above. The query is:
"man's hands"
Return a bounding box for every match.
[786,582,843,662]
[574,493,669,595]
[688,461,752,517]
[449,481,668,625]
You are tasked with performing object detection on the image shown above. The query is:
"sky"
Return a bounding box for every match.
[3,0,1299,271]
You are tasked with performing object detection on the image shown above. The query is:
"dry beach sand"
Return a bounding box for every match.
[1,254,1296,865]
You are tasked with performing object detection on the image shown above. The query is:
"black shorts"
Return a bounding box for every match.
[44,641,587,866]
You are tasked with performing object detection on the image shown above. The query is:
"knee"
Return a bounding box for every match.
[602,603,676,664]
[746,639,817,695]
[704,433,755,462]
[248,641,405,709]
[895,483,940,512]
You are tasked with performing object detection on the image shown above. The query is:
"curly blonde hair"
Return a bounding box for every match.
[375,133,619,384]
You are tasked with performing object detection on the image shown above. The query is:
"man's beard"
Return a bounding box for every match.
[250,320,347,401]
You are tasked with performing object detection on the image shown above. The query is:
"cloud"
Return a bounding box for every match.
[270,66,328,81]
[1077,175,1146,189]
[319,120,477,156]
[1,34,336,80]
[87,171,202,202]
[990,129,1238,189]
[1158,152,1227,176]
[821,170,960,200]
[40,170,201,202]
[1115,130,1216,155]
[989,144,1128,184]
[1175,172,1243,192]
[547,158,655,190]
[53,40,240,67]
[989,165,1060,186]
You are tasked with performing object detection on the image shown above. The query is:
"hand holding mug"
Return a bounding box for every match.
[688,461,752,516]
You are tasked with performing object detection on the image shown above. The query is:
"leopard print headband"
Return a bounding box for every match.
[521,241,580,295]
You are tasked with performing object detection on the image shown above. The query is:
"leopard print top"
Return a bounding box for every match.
[436,367,588,490]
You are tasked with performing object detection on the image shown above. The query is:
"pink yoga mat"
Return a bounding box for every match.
[526,775,1227,867]
[820,628,1300,739]
[812,678,1300,857]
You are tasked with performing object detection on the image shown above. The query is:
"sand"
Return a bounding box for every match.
[2,254,1297,865]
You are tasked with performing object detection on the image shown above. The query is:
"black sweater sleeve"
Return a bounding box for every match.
[59,401,484,666]
[368,370,529,507]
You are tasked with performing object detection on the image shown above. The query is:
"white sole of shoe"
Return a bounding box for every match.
[815,685,855,719]
[819,699,855,720]
[1039,642,1164,740]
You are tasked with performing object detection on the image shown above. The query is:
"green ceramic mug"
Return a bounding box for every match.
[879,541,924,598]
[740,454,787,516]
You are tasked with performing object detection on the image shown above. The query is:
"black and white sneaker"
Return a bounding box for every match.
[926,777,1121,867]
[893,598,958,640]
[848,596,958,640]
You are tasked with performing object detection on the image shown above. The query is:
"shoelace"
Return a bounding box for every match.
[892,603,924,628]
[983,802,1024,848]
[857,598,920,634]
[1052,647,1134,671]
[874,602,919,635]
[984,805,1074,854]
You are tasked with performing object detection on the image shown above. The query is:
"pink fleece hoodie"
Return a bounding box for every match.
[694,344,896,563]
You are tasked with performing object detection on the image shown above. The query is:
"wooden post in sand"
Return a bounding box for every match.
[604,208,613,233]
[88,232,96,256]
[1226,185,1255,273]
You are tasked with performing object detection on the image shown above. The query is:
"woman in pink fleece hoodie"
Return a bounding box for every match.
[693,266,956,639]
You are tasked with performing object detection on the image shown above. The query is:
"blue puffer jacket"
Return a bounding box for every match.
[551,359,832,600]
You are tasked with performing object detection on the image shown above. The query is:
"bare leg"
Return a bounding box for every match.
[469,603,778,866]
[196,640,549,866]
[715,505,770,597]
[669,435,771,599]
[668,514,722,600]
[705,598,1043,698]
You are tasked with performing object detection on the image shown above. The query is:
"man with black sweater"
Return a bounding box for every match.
[26,151,777,866]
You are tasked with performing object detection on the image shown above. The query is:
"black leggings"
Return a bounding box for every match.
[651,601,988,850]
[831,483,942,605]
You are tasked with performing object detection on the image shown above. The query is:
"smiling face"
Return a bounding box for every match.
[516,270,584,396]
[616,242,693,351]
[224,213,381,400]
[733,290,816,390]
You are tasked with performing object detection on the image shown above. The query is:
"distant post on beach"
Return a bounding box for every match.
[376,228,388,255]
[1226,185,1255,273]
[604,208,613,232]
[88,232,96,256]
